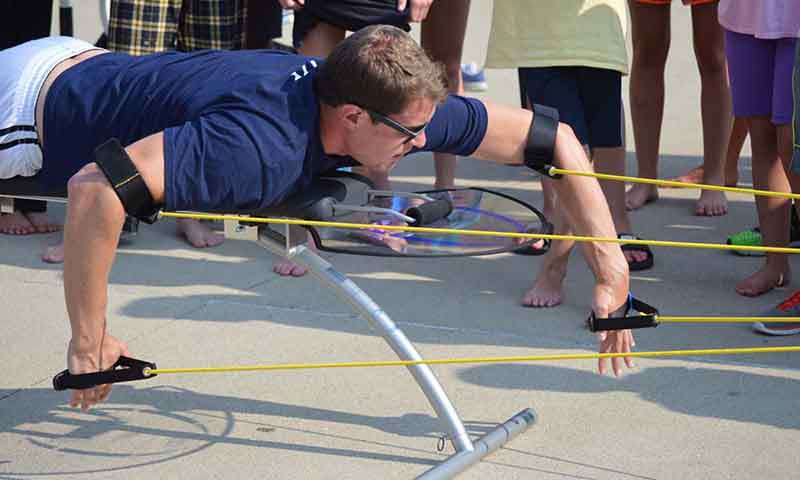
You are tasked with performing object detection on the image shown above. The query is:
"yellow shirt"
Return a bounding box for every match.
[486,0,628,74]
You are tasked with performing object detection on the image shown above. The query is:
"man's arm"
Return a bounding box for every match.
[65,132,166,409]
[472,101,634,375]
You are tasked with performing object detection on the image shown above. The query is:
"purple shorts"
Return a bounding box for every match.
[726,30,796,125]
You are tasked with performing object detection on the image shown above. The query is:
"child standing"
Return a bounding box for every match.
[719,0,800,297]
[486,0,646,307]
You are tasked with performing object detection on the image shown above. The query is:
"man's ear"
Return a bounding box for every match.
[339,104,364,132]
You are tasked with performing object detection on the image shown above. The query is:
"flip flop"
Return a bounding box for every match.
[618,233,654,271]
[513,221,554,256]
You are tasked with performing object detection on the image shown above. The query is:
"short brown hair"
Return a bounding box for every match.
[316,25,448,115]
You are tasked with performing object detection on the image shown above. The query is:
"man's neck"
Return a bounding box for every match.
[319,103,347,156]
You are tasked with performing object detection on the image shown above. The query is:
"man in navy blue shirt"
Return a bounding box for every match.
[1,26,632,409]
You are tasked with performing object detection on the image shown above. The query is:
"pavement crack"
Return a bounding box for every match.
[0,388,22,402]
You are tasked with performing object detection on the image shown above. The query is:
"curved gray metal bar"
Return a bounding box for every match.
[247,220,536,479]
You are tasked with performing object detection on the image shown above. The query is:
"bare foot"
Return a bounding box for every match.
[0,212,36,234]
[625,184,658,211]
[42,242,64,264]
[667,165,738,187]
[176,218,224,248]
[272,257,309,277]
[623,249,649,266]
[694,190,728,216]
[666,165,704,186]
[522,264,567,308]
[24,212,61,233]
[735,266,790,297]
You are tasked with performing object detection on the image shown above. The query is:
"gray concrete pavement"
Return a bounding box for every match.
[2,2,798,479]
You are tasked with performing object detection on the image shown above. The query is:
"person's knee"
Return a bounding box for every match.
[694,46,726,77]
[67,164,124,216]
[632,33,669,70]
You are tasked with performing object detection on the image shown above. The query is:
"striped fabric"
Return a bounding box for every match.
[107,0,246,55]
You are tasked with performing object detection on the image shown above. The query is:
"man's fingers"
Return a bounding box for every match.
[624,331,635,368]
[397,0,407,12]
[80,388,96,411]
[97,384,113,403]
[597,334,613,375]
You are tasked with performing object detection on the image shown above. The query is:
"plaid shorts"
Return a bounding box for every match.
[107,0,246,55]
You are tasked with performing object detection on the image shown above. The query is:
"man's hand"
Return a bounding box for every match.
[67,334,130,410]
[397,0,433,22]
[279,0,304,10]
[592,280,635,376]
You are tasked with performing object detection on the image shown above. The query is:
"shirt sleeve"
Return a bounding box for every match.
[162,110,302,212]
[415,94,488,156]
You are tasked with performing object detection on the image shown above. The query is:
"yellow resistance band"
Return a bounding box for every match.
[159,211,800,255]
[550,167,800,200]
[145,345,800,376]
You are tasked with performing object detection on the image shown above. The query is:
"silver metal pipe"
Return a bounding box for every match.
[416,408,536,480]
[257,229,473,452]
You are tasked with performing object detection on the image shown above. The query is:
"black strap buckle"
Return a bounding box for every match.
[586,294,659,332]
[52,356,157,391]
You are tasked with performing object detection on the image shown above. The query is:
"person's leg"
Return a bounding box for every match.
[626,0,670,210]
[667,116,745,186]
[421,0,470,189]
[522,68,587,308]
[246,0,283,49]
[174,0,248,248]
[0,0,58,232]
[691,1,731,216]
[582,66,650,268]
[725,116,747,186]
[522,204,572,308]
[274,18,346,277]
[296,19,345,57]
[733,35,795,296]
[736,117,791,296]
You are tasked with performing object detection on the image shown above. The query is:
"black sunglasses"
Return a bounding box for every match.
[362,107,428,144]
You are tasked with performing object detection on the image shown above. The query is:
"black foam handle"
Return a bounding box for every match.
[588,314,659,332]
[406,198,453,226]
[53,356,157,391]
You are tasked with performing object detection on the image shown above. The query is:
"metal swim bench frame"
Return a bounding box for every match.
[0,173,535,479]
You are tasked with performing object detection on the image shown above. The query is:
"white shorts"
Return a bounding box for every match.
[0,36,99,179]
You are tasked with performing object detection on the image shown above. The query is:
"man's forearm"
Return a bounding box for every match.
[547,123,625,283]
[474,100,627,285]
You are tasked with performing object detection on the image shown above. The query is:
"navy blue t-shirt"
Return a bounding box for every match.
[42,49,488,212]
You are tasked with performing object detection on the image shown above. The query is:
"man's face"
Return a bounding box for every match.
[347,98,436,173]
